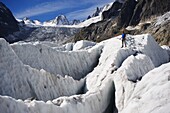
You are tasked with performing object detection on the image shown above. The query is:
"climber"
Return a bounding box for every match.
[121,30,126,48]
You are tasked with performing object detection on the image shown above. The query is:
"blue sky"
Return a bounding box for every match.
[1,0,113,22]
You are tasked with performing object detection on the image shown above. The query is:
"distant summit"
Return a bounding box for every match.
[21,17,42,27]
[45,15,69,25]
[20,15,80,27]
[86,1,118,20]
[71,19,81,25]
[91,7,103,17]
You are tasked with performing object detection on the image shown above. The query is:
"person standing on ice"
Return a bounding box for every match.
[121,30,126,48]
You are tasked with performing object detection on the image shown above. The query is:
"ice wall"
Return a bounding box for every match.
[11,42,101,80]
[0,39,84,101]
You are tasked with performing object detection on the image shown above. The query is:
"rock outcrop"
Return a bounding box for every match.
[118,0,170,27]
[92,7,102,17]
[142,11,170,46]
[71,19,81,25]
[0,2,19,42]
[117,0,137,27]
[73,0,170,46]
[102,1,123,20]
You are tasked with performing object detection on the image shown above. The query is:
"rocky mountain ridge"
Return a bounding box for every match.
[73,0,170,46]
[0,2,19,42]
[117,0,170,27]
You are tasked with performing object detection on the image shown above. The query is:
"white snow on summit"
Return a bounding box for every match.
[43,15,69,26]
[18,2,115,28]
[78,2,114,27]
[22,17,42,27]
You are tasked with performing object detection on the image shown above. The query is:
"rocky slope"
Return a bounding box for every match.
[118,0,170,27]
[0,2,19,42]
[73,0,170,45]
[73,1,124,42]
[141,11,170,45]
[73,0,124,42]
[102,1,123,20]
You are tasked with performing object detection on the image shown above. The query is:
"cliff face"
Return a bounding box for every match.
[0,2,19,41]
[73,0,170,45]
[73,1,123,42]
[117,0,137,27]
[141,11,170,46]
[102,1,123,20]
[137,0,170,21]
[118,0,170,27]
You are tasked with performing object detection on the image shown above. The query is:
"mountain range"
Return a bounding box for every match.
[0,0,169,45]
[0,0,170,113]
[21,15,81,27]
[0,1,114,43]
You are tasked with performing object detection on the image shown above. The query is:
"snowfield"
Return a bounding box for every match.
[0,34,170,113]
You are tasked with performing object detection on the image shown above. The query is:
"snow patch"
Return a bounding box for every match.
[155,11,170,26]
[73,40,96,51]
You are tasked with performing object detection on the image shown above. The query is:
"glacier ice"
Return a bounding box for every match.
[11,41,101,80]
[73,40,96,51]
[113,54,155,111]
[0,39,85,101]
[121,62,170,113]
[0,34,169,113]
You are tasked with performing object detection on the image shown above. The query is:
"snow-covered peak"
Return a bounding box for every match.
[71,19,81,25]
[43,15,69,26]
[21,17,42,27]
[54,15,69,25]
[17,1,119,28]
[78,2,115,27]
[91,7,103,17]
[101,2,114,13]
[33,20,42,26]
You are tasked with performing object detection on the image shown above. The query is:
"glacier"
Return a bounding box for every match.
[11,41,101,80]
[0,34,170,113]
[0,39,85,101]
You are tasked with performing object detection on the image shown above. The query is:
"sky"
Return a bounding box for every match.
[1,0,114,22]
